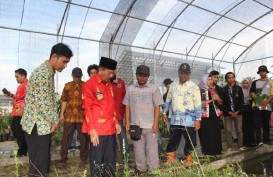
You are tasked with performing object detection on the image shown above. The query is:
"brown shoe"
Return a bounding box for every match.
[57,160,66,168]
[165,152,176,165]
[183,155,193,168]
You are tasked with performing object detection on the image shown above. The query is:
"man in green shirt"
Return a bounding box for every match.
[21,43,73,177]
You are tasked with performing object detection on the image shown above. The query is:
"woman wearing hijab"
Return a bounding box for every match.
[199,74,223,156]
[241,78,255,147]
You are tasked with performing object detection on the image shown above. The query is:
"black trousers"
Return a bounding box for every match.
[25,124,51,177]
[253,109,271,144]
[242,111,255,146]
[166,125,196,156]
[89,134,116,177]
[11,116,27,155]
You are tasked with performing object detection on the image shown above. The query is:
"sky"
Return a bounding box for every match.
[0,0,273,93]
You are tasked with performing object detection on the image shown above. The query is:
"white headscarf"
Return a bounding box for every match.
[241,77,252,100]
[199,73,210,90]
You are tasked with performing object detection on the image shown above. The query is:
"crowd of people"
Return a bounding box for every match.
[4,43,273,177]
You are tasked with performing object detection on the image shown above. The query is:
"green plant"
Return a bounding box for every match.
[253,93,269,107]
[0,107,12,136]
[159,113,168,137]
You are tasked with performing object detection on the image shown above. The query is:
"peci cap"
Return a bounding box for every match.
[163,78,173,86]
[178,63,191,74]
[136,65,150,75]
[257,65,269,74]
[99,57,117,70]
[72,67,83,77]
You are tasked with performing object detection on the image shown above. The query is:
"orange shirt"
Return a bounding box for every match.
[12,79,28,116]
[61,81,85,123]
[82,74,117,135]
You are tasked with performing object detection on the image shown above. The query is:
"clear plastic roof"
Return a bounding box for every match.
[1,0,273,92]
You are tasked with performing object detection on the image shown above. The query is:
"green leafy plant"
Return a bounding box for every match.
[159,113,168,137]
[0,107,12,138]
[253,93,269,107]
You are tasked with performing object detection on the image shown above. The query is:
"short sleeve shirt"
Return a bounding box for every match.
[123,83,164,129]
[61,81,85,123]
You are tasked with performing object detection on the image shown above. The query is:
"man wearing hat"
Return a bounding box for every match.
[82,57,121,176]
[250,65,273,145]
[123,65,163,175]
[58,67,88,167]
[163,63,201,168]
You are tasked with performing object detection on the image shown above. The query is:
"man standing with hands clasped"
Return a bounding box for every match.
[82,57,121,176]
[163,63,201,168]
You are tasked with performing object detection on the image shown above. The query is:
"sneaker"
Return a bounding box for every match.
[239,147,246,151]
[258,142,263,146]
[227,148,232,153]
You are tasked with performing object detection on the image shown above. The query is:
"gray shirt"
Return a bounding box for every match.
[123,83,164,129]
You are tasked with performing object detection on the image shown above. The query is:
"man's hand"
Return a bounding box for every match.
[152,123,159,133]
[90,129,99,146]
[233,111,239,118]
[125,121,130,131]
[116,124,121,134]
[194,120,201,131]
[229,111,235,117]
[163,114,168,124]
[50,123,57,133]
[59,116,65,123]
[261,100,268,110]
[212,94,220,101]
[250,92,256,98]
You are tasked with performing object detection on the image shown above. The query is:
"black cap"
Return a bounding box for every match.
[163,78,173,86]
[72,67,83,77]
[136,65,150,75]
[99,57,117,70]
[257,65,269,74]
[178,63,191,74]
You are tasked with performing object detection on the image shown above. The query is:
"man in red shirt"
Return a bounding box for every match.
[111,74,129,166]
[5,68,28,157]
[82,57,121,176]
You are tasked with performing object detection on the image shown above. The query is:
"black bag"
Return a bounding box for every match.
[129,125,142,141]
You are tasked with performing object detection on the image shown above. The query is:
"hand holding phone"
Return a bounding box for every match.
[2,88,9,95]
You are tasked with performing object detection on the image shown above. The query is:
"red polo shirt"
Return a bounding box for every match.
[82,74,117,135]
[12,79,28,116]
[112,78,126,120]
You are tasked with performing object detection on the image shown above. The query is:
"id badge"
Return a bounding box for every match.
[96,91,103,100]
